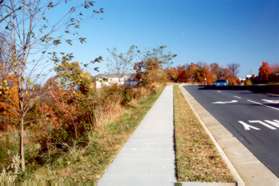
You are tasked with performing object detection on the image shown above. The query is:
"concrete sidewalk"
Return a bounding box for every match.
[98,85,175,186]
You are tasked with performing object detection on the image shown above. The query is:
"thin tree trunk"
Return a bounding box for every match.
[19,115,25,171]
[74,123,78,139]
[18,76,25,171]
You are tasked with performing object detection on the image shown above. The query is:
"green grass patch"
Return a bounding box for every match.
[173,85,234,182]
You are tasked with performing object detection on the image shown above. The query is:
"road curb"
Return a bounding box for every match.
[179,85,279,186]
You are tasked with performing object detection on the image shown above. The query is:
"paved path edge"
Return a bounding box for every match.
[98,85,176,186]
[179,85,246,186]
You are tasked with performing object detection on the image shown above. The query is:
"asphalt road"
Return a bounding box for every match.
[184,85,279,177]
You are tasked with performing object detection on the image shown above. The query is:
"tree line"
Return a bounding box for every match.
[246,62,279,85]
[165,61,279,85]
[165,63,240,85]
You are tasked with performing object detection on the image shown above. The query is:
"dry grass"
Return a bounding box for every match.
[174,85,234,182]
[30,86,164,183]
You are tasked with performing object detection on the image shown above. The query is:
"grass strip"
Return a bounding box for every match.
[174,85,234,182]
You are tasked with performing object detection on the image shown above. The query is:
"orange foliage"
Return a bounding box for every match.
[0,75,19,130]
[165,66,188,82]
[165,67,179,82]
[165,63,240,85]
[37,78,96,142]
[258,61,272,82]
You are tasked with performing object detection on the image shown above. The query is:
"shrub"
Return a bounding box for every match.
[98,84,123,106]
[121,88,133,105]
[244,79,253,86]
[0,133,18,170]
[0,57,164,177]
[0,154,20,184]
[25,78,97,162]
[133,58,168,88]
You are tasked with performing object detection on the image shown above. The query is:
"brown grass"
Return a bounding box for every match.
[30,86,164,183]
[174,85,234,182]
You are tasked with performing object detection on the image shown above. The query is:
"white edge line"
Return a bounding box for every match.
[247,99,279,111]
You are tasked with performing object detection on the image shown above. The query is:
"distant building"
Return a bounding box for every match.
[246,74,253,79]
[95,74,131,88]
[124,74,138,87]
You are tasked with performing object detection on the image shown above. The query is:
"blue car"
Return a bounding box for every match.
[214,80,229,87]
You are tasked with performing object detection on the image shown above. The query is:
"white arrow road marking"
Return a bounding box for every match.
[262,99,279,104]
[238,121,260,131]
[264,120,279,128]
[249,120,277,130]
[247,99,279,111]
[212,100,238,104]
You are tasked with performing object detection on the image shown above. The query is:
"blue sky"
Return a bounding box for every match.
[63,0,279,78]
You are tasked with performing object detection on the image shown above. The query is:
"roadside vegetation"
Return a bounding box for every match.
[165,62,279,86]
[165,63,241,85]
[173,85,234,182]
[0,56,168,183]
[248,62,279,84]
[0,33,174,183]
[30,85,163,182]
[0,2,177,182]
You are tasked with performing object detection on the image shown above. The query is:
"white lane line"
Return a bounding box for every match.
[249,120,277,130]
[247,99,279,111]
[234,96,241,99]
[262,99,279,104]
[212,100,238,104]
[238,121,260,131]
[265,120,279,128]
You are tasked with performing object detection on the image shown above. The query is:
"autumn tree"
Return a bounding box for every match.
[190,63,213,84]
[258,61,272,82]
[222,68,236,85]
[55,60,96,95]
[134,58,165,87]
[165,67,179,82]
[176,66,189,82]
[0,0,103,171]
[186,63,199,82]
[165,66,188,82]
[209,63,223,81]
[227,63,240,78]
[133,46,176,87]
[51,61,96,140]
[203,65,214,84]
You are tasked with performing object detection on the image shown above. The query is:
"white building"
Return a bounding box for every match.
[95,74,130,89]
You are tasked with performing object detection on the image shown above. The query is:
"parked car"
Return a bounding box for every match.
[214,79,229,87]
